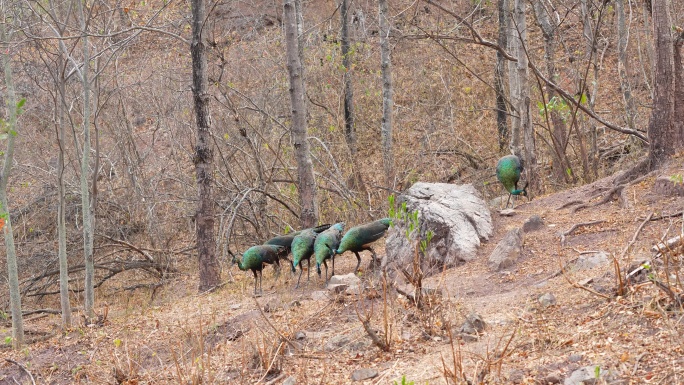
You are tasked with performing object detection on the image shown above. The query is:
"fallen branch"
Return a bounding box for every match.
[560,220,605,245]
[5,359,36,385]
[651,235,684,253]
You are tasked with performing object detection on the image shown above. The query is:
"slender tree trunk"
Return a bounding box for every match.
[673,32,684,146]
[340,0,366,193]
[0,22,24,348]
[532,0,571,184]
[615,0,637,130]
[191,0,221,291]
[57,55,71,329]
[495,0,509,152]
[647,0,676,167]
[75,0,95,320]
[514,0,537,194]
[284,0,318,227]
[379,0,394,187]
[507,2,521,157]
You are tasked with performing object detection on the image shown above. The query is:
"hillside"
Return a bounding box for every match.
[0,0,683,383]
[1,154,683,384]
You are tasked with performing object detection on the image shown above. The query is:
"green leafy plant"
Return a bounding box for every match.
[393,376,415,385]
[669,174,683,185]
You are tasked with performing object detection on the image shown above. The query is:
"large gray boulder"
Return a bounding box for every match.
[384,183,493,276]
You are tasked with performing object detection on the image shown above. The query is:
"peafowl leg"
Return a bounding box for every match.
[252,270,258,296]
[306,258,310,282]
[331,255,336,277]
[296,265,304,289]
[287,258,295,274]
[505,193,512,209]
[353,251,361,273]
[323,261,329,283]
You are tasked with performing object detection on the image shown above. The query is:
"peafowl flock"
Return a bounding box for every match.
[291,228,318,288]
[496,155,528,209]
[314,222,345,282]
[264,224,332,272]
[335,218,391,273]
[232,244,289,295]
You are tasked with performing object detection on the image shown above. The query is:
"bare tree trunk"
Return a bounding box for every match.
[532,0,571,184]
[673,32,684,146]
[191,0,221,291]
[340,0,366,193]
[56,53,71,329]
[75,0,95,319]
[507,1,521,157]
[379,0,395,187]
[615,0,637,130]
[0,21,24,348]
[647,0,677,167]
[495,0,509,152]
[284,0,318,227]
[514,0,537,194]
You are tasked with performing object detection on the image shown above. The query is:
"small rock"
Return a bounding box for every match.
[564,365,610,385]
[508,369,525,383]
[567,252,609,271]
[499,208,516,216]
[488,228,524,271]
[351,368,378,381]
[460,313,486,335]
[654,176,684,196]
[329,273,362,286]
[539,293,557,307]
[544,373,562,384]
[325,335,351,351]
[229,304,241,310]
[523,215,545,232]
[311,291,328,301]
[290,300,302,307]
[568,354,583,363]
[295,331,306,340]
[263,298,283,313]
[283,376,296,385]
[327,283,349,293]
[460,333,479,342]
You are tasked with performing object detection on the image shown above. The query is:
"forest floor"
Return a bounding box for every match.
[2,154,684,385]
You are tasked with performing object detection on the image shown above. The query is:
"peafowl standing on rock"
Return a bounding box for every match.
[496,155,528,209]
[264,224,331,272]
[335,218,391,273]
[232,244,288,295]
[291,228,318,288]
[314,222,345,282]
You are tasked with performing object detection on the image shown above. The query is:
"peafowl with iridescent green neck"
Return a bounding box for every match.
[314,222,345,282]
[335,218,391,273]
[231,244,288,295]
[496,155,528,209]
[291,228,318,288]
[264,224,331,272]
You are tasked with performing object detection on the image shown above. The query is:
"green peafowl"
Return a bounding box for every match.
[264,224,332,272]
[291,228,317,288]
[496,155,528,208]
[335,218,391,273]
[314,222,345,282]
[232,244,288,295]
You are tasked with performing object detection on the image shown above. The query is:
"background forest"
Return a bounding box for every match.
[0,0,683,383]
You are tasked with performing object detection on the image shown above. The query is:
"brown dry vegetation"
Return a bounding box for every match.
[1,0,684,384]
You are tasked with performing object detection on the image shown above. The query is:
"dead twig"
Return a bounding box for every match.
[354,298,390,352]
[555,200,584,210]
[4,359,36,385]
[558,257,612,299]
[560,220,605,245]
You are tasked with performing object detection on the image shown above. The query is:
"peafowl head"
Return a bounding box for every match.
[513,181,529,197]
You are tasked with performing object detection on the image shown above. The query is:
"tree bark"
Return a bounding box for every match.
[514,0,537,194]
[0,21,24,348]
[284,0,318,227]
[673,31,683,147]
[647,0,677,167]
[495,0,509,152]
[507,2,521,157]
[532,0,571,184]
[191,0,221,291]
[379,0,395,187]
[615,0,637,131]
[340,0,366,193]
[75,0,95,320]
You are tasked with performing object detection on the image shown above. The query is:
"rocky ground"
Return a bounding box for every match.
[1,155,684,385]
